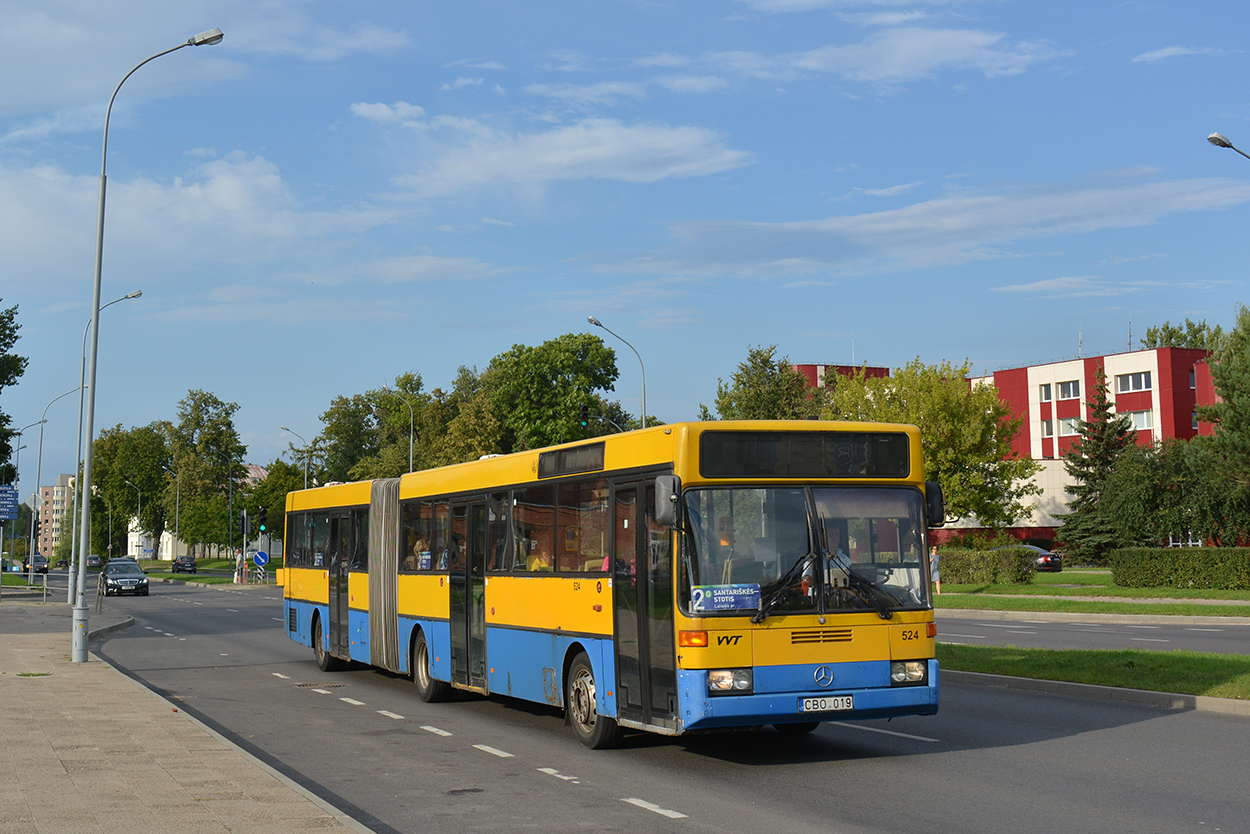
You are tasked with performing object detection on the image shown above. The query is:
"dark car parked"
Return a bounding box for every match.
[98,561,149,596]
[171,555,197,574]
[994,543,1062,572]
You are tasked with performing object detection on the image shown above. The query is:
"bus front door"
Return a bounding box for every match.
[450,502,487,690]
[613,483,678,727]
[327,513,350,658]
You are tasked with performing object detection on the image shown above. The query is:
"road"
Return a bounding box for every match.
[937,613,1250,654]
[90,580,1250,834]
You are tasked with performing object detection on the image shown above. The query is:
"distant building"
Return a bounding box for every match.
[792,363,890,390]
[956,347,1216,543]
[37,474,74,556]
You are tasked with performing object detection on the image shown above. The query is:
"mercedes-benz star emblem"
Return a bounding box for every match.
[814,665,834,687]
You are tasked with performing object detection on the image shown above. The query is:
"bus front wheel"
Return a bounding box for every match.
[412,631,451,703]
[566,653,623,749]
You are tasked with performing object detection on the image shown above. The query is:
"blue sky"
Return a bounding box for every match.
[3,0,1249,502]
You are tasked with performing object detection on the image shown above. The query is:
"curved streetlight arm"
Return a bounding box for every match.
[588,316,647,429]
[281,426,310,489]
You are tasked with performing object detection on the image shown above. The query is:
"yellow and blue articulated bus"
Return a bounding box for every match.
[282,421,944,748]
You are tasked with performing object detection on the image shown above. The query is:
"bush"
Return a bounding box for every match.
[940,548,1035,585]
[1110,547,1250,590]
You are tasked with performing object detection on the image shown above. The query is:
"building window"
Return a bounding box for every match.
[1058,380,1080,400]
[1126,410,1153,431]
[1192,411,1199,431]
[1059,417,1081,436]
[1041,419,1054,438]
[1190,368,1196,390]
[1039,383,1052,402]
[1116,371,1151,394]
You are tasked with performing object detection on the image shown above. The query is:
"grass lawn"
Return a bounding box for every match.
[939,643,1250,700]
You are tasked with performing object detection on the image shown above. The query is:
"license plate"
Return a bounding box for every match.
[799,695,853,713]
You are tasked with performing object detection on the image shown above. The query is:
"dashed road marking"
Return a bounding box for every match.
[1132,637,1169,643]
[340,697,366,706]
[312,688,332,695]
[622,798,687,819]
[1188,628,1224,632]
[539,768,580,784]
[473,744,514,758]
[831,721,940,743]
[272,673,291,679]
[378,710,404,720]
[227,609,238,613]
[421,725,452,737]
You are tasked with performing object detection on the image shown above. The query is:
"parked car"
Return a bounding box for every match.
[171,555,197,574]
[98,561,149,596]
[55,559,68,569]
[86,555,101,568]
[994,544,1063,572]
[24,555,49,574]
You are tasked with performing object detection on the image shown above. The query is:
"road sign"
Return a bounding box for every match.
[253,550,269,567]
[0,485,17,521]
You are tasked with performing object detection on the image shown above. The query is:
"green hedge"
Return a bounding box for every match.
[1110,547,1250,590]
[940,548,1036,585]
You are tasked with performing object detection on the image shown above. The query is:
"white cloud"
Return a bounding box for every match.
[522,82,648,105]
[654,75,729,94]
[795,28,1061,82]
[1131,46,1220,64]
[363,254,503,284]
[614,176,1250,279]
[440,77,485,91]
[350,101,427,124]
[395,118,752,196]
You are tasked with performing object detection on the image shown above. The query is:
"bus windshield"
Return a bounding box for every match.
[682,486,930,618]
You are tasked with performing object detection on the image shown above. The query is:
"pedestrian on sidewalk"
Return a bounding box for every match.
[929,545,942,595]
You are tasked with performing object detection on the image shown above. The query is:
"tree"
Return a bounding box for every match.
[1055,367,1135,564]
[319,393,379,482]
[702,345,818,420]
[0,301,29,482]
[1141,318,1225,351]
[823,358,1040,528]
[166,390,246,556]
[245,458,304,546]
[90,422,171,558]
[1193,303,1250,540]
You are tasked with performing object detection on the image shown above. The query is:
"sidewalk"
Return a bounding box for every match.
[0,599,370,834]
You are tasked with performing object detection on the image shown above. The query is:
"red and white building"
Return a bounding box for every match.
[792,363,890,389]
[964,347,1216,541]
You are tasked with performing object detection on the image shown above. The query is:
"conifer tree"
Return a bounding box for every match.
[1056,367,1135,564]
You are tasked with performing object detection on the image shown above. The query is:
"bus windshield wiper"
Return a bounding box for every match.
[826,551,894,621]
[751,554,813,624]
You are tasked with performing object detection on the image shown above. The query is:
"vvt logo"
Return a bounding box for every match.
[716,634,742,646]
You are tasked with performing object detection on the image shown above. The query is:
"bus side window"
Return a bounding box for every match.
[514,485,555,572]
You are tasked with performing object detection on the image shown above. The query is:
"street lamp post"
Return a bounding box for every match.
[587,316,647,429]
[73,27,224,663]
[1208,132,1250,162]
[281,426,310,489]
[29,387,83,562]
[124,480,141,559]
[163,465,179,560]
[381,388,415,473]
[69,290,141,601]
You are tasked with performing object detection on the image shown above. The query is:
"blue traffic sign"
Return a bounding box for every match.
[253,550,269,567]
[0,485,17,521]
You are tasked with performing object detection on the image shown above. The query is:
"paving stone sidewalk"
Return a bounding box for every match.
[0,601,370,834]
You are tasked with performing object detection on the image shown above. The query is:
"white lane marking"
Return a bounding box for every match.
[539,768,580,784]
[193,601,203,605]
[340,697,366,706]
[940,633,989,640]
[227,609,238,613]
[473,744,514,758]
[219,652,228,656]
[312,688,332,695]
[622,798,688,819]
[831,722,940,743]
[271,618,284,622]
[272,673,291,679]
[1127,625,1160,630]
[144,626,154,630]
[421,725,452,737]
[1006,630,1037,635]
[1131,637,1170,643]
[1187,628,1224,632]
[378,710,404,720]
[937,640,979,646]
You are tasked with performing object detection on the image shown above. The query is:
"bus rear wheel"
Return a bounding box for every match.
[313,615,345,672]
[566,653,623,749]
[412,631,451,703]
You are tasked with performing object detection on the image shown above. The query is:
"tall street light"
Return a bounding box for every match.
[69,289,141,601]
[281,426,310,489]
[124,480,142,559]
[381,388,415,473]
[74,27,224,663]
[30,387,83,559]
[1209,132,1250,161]
[588,316,647,429]
[163,465,180,560]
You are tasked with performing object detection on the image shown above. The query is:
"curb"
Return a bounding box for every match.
[88,615,135,640]
[943,669,1250,717]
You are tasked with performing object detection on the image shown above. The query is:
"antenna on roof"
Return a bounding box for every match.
[1077,325,1083,358]
[1128,318,1132,352]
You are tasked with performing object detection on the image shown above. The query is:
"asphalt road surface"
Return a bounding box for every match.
[937,614,1250,654]
[92,582,1250,834]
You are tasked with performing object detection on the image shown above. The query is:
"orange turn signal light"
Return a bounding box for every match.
[678,630,709,648]
[927,622,937,638]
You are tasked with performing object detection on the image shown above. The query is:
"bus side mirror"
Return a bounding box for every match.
[925,481,945,528]
[655,475,681,526]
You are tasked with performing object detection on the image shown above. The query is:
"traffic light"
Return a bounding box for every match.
[257,506,268,535]
[579,404,589,428]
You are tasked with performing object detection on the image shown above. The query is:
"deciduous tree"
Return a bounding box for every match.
[0,301,29,482]
[703,345,817,420]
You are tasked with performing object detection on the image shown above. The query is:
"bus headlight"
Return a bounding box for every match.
[707,668,753,695]
[891,661,926,685]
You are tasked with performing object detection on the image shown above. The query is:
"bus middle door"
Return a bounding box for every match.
[449,502,487,690]
[327,513,351,659]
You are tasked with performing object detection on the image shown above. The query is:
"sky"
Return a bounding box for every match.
[3,0,1250,503]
